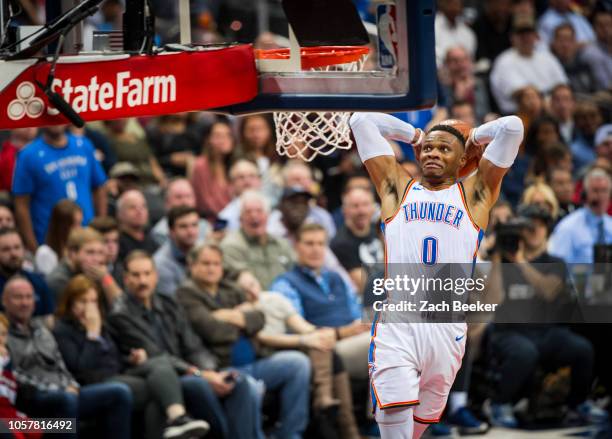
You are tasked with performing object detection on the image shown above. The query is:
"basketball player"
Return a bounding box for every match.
[349,112,523,438]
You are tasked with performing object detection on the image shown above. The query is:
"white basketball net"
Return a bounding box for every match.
[273,53,368,162]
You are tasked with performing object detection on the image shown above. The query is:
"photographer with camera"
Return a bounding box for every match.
[484,204,606,428]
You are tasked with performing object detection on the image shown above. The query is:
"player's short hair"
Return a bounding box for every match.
[168,206,199,230]
[429,125,466,146]
[123,250,155,272]
[66,227,103,252]
[296,223,327,242]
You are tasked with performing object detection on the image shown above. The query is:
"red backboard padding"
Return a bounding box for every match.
[0,44,257,129]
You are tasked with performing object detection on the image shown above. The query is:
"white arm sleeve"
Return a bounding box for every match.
[349,112,417,162]
[474,115,524,168]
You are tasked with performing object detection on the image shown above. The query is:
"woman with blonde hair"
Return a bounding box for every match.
[521,181,560,220]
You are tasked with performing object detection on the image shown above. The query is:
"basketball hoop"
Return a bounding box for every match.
[255,46,369,162]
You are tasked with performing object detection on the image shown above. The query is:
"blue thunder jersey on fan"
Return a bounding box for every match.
[12,134,107,243]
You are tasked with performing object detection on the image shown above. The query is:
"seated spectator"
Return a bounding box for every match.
[108,251,263,439]
[154,206,201,296]
[514,86,544,135]
[449,100,477,126]
[0,204,15,229]
[220,190,294,289]
[271,224,370,380]
[546,167,578,221]
[549,168,612,263]
[434,0,476,66]
[34,199,82,276]
[46,228,121,312]
[520,182,561,222]
[490,14,568,114]
[531,142,573,179]
[237,270,360,439]
[269,187,356,289]
[2,276,132,439]
[145,113,201,177]
[218,159,266,232]
[238,114,284,204]
[571,101,603,170]
[331,187,383,293]
[0,312,42,439]
[0,229,54,318]
[12,126,107,253]
[89,216,122,282]
[151,178,210,246]
[0,127,37,194]
[550,23,600,93]
[176,244,310,439]
[104,119,167,187]
[595,124,612,163]
[117,189,159,260]
[331,174,381,228]
[53,275,209,439]
[274,160,337,238]
[106,161,141,212]
[538,0,596,45]
[190,119,235,221]
[485,205,606,428]
[581,9,612,90]
[549,84,577,145]
[472,0,512,66]
[524,115,564,159]
[440,46,491,123]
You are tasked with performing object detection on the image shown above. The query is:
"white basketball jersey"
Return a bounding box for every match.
[382,180,484,265]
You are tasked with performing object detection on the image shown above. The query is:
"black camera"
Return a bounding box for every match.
[494,217,531,255]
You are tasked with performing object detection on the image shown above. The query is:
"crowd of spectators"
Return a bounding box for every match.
[0,0,610,438]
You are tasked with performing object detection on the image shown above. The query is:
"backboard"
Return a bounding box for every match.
[219,0,437,114]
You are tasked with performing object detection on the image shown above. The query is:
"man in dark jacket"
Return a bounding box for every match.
[108,250,263,439]
[2,275,131,439]
[177,243,311,439]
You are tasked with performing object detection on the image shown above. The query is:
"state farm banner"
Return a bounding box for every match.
[0,45,258,129]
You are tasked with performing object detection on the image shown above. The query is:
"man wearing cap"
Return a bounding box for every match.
[486,204,605,427]
[220,190,294,289]
[490,14,568,114]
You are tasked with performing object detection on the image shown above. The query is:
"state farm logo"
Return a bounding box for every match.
[7,82,45,120]
[7,71,177,120]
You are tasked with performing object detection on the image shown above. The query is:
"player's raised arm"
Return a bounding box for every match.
[463,116,524,225]
[349,112,422,219]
